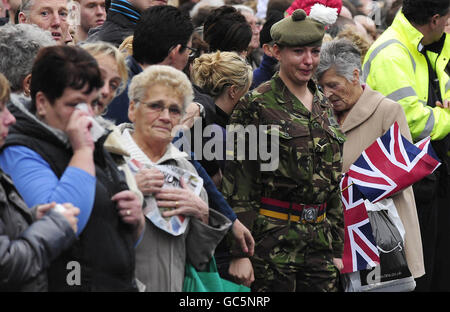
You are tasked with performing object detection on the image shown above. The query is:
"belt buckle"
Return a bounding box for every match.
[301,206,318,223]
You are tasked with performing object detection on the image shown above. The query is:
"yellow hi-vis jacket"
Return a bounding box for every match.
[363,11,450,142]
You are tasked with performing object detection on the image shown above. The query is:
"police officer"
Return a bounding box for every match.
[221,9,346,292]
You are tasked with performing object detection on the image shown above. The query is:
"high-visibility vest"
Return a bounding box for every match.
[363,11,450,142]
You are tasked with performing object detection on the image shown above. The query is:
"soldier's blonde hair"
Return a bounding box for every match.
[191,51,253,98]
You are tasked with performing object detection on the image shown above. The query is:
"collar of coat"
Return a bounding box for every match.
[270,72,327,113]
[391,11,450,55]
[118,123,189,166]
[340,84,386,133]
[8,93,70,148]
[99,116,131,157]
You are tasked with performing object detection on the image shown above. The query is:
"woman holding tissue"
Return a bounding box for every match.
[0,45,144,291]
[0,73,80,291]
[118,65,232,292]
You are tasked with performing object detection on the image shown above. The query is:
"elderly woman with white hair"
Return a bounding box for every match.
[316,38,425,280]
[119,65,232,292]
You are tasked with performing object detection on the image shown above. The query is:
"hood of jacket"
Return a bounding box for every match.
[7,93,70,149]
[340,84,386,134]
[6,94,114,152]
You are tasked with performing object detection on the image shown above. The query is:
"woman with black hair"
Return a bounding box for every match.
[203,5,252,57]
[0,73,80,291]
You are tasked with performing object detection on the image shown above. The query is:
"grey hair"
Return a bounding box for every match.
[190,0,224,18]
[232,4,255,16]
[316,39,363,84]
[20,0,35,15]
[0,23,56,92]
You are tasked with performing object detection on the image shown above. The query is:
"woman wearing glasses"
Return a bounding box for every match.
[118,65,232,292]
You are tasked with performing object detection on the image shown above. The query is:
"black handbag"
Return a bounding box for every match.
[343,210,416,292]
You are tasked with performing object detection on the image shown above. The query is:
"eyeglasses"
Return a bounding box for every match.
[139,101,182,118]
[168,44,198,59]
[182,45,198,58]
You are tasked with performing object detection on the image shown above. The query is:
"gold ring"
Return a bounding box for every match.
[127,209,131,216]
[175,201,178,208]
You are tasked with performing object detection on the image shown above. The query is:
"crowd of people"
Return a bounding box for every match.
[0,0,449,292]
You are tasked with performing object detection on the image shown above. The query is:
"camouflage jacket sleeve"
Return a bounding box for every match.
[318,103,346,259]
[221,91,262,233]
[326,183,345,258]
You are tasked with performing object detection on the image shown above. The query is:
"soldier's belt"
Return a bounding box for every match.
[259,197,326,224]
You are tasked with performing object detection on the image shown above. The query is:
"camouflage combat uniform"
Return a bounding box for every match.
[221,73,346,292]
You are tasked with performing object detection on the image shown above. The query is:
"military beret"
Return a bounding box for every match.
[270,9,325,47]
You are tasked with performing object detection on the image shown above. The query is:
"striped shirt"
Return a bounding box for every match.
[108,0,141,24]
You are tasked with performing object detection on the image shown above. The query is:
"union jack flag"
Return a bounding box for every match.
[347,122,441,203]
[340,174,380,273]
[415,136,439,160]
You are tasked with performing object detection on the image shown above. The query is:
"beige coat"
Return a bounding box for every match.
[340,85,424,278]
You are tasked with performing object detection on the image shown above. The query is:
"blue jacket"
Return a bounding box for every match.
[250,53,278,90]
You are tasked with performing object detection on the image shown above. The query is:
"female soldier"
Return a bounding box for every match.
[221,9,346,292]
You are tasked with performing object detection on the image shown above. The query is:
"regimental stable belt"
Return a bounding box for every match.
[260,197,327,224]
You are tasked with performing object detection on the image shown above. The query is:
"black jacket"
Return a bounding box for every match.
[85,10,136,47]
[190,85,231,176]
[0,170,76,291]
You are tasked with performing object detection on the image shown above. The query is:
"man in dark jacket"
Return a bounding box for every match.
[0,73,79,291]
[103,4,194,124]
[85,0,166,47]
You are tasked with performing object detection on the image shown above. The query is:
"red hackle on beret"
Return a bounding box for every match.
[286,0,343,16]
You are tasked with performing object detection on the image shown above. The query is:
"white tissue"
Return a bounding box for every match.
[54,204,66,213]
[75,103,105,142]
